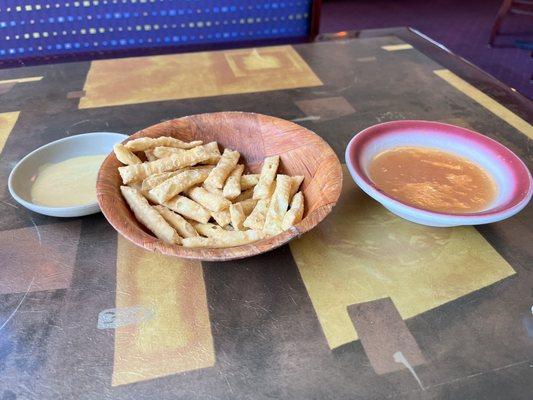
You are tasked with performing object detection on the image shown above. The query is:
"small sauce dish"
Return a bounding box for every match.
[345,120,532,227]
[8,132,127,217]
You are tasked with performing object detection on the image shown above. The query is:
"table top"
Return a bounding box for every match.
[0,27,532,400]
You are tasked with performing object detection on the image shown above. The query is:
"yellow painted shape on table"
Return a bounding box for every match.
[112,235,215,386]
[79,45,322,109]
[0,76,42,85]
[434,69,533,139]
[381,44,414,51]
[290,166,515,349]
[0,111,20,153]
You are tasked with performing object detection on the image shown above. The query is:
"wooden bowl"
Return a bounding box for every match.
[97,112,342,261]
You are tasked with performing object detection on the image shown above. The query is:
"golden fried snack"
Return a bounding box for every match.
[163,195,211,224]
[204,148,240,189]
[233,188,254,202]
[240,198,258,215]
[153,205,199,238]
[253,155,279,199]
[282,191,304,230]
[201,142,222,164]
[289,176,304,200]
[240,174,260,190]
[120,186,180,244]
[114,143,142,165]
[119,136,309,249]
[223,164,244,200]
[144,149,157,161]
[125,136,202,151]
[186,186,232,212]
[141,170,181,192]
[152,146,186,159]
[193,222,226,237]
[230,203,246,230]
[263,175,292,235]
[211,209,231,227]
[243,198,270,230]
[149,168,212,203]
[203,183,224,196]
[182,230,265,248]
[211,198,257,227]
[118,146,209,184]
[153,142,221,164]
[127,181,143,191]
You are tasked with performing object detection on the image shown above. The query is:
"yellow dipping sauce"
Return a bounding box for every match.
[368,147,496,214]
[31,154,106,207]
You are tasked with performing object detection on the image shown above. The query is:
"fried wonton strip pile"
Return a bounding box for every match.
[115,136,306,248]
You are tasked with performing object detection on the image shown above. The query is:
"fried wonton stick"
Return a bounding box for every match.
[282,191,304,230]
[163,195,211,224]
[263,175,292,235]
[240,198,258,215]
[141,170,181,192]
[240,174,260,190]
[202,141,222,164]
[125,136,202,151]
[230,203,246,231]
[203,183,224,196]
[243,198,270,230]
[127,181,144,192]
[114,143,142,165]
[153,142,221,164]
[120,186,181,244]
[233,188,254,203]
[118,146,209,184]
[253,155,279,200]
[154,205,199,238]
[204,148,240,189]
[193,222,227,238]
[223,164,244,200]
[186,186,232,212]
[182,230,265,248]
[149,168,212,203]
[152,146,186,159]
[144,149,157,161]
[289,176,304,200]
[211,209,231,227]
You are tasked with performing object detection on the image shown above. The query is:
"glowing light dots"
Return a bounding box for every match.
[0,1,312,58]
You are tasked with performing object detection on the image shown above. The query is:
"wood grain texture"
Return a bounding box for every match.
[97,111,342,261]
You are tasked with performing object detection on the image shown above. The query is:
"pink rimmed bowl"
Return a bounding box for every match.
[345,120,532,227]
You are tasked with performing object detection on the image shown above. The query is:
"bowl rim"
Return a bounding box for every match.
[8,131,127,214]
[97,111,343,261]
[345,120,532,225]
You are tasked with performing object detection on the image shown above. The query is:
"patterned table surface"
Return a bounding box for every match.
[0,28,532,400]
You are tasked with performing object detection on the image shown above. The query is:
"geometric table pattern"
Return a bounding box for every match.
[0,31,531,399]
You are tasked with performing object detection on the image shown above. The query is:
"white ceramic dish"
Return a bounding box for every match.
[345,121,532,227]
[8,132,127,217]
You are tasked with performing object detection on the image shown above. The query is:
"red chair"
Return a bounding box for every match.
[489,0,533,46]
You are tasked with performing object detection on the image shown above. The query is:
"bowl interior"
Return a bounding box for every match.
[97,112,343,260]
[347,121,532,217]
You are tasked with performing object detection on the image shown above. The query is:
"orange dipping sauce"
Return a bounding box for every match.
[368,147,497,214]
